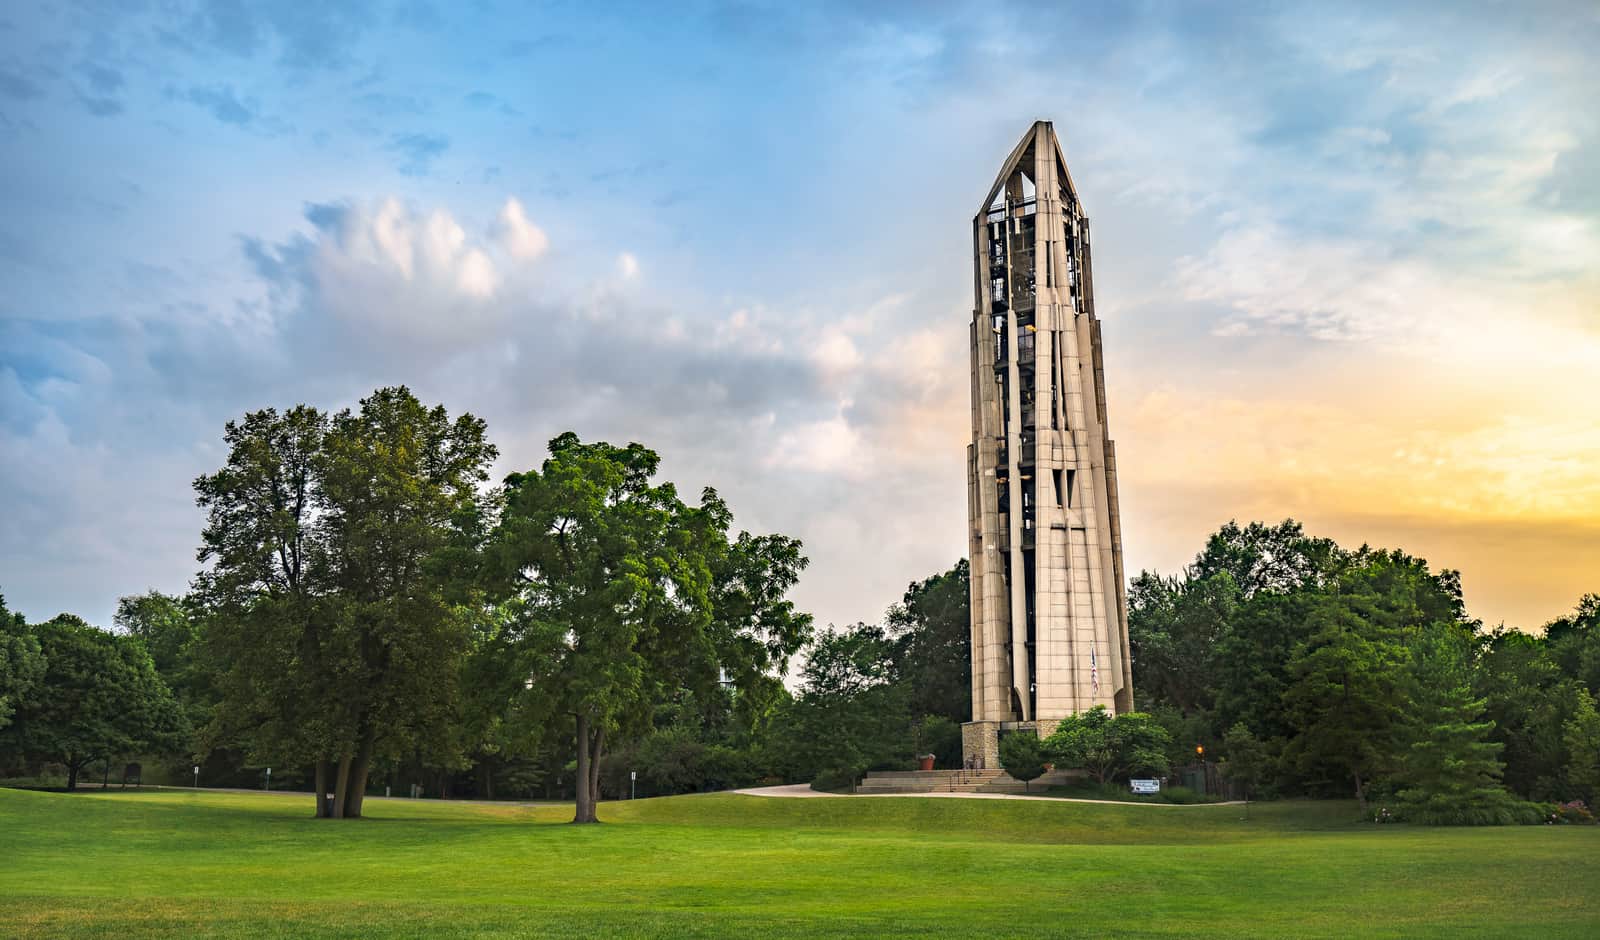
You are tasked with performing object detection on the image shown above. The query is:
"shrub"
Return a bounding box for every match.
[810,767,858,792]
[1550,800,1596,825]
[1042,706,1171,784]
[998,732,1047,791]
[1157,785,1211,805]
[913,715,962,769]
[1392,798,1547,826]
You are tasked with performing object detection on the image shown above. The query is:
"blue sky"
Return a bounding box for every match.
[3,0,1598,634]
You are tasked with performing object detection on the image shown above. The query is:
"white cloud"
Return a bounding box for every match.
[494,197,549,261]
[276,198,541,345]
[765,405,864,476]
[617,251,639,279]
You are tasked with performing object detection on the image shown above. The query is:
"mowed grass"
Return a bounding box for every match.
[1,788,1596,938]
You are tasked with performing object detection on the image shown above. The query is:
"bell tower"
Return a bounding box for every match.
[963,121,1133,766]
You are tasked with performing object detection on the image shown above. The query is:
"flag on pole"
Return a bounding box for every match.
[1090,639,1100,695]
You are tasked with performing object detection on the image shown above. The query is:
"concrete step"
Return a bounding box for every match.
[855,769,1014,794]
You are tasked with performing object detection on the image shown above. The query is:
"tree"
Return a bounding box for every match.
[884,560,971,723]
[999,731,1047,792]
[115,591,196,680]
[1219,722,1268,810]
[1476,629,1573,800]
[1564,688,1600,805]
[1280,595,1405,808]
[0,591,44,733]
[0,615,185,789]
[483,433,808,823]
[195,388,495,818]
[1191,519,1340,599]
[1042,705,1170,785]
[1545,594,1600,696]
[704,529,813,736]
[1393,632,1526,824]
[767,624,910,787]
[1127,569,1237,715]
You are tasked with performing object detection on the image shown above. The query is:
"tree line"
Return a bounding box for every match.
[1126,520,1599,823]
[2,389,1596,825]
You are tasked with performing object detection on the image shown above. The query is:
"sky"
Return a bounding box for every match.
[2,0,1597,637]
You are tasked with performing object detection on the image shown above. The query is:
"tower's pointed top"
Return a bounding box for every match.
[976,121,1081,220]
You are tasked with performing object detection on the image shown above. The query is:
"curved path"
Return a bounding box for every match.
[734,783,1243,806]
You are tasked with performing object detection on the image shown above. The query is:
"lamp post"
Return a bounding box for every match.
[193,765,199,789]
[265,767,272,791]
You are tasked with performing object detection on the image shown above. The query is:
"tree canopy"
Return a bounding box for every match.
[482,433,810,822]
[195,387,496,817]
[0,614,185,789]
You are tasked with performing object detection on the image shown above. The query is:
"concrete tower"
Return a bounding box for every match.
[963,121,1133,766]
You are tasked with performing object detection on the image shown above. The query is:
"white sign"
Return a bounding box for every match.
[630,771,637,781]
[1130,779,1160,794]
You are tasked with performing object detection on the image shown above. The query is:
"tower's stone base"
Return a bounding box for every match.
[961,721,1001,768]
[963,719,1065,770]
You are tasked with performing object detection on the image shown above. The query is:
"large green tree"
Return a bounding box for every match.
[1127,569,1237,715]
[0,615,185,789]
[483,433,809,823]
[1563,688,1600,804]
[115,591,213,729]
[1280,594,1405,808]
[1392,632,1525,823]
[1545,594,1600,698]
[884,560,971,723]
[1475,629,1573,800]
[195,387,495,818]
[770,623,912,785]
[1191,519,1340,599]
[0,591,44,734]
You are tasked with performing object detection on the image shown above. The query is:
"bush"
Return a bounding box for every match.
[999,732,1047,791]
[1390,798,1547,826]
[1550,800,1596,825]
[599,729,764,798]
[810,767,858,792]
[1042,706,1171,784]
[913,715,962,769]
[1158,785,1211,805]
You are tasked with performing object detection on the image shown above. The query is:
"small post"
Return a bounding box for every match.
[193,765,199,789]
[630,770,637,800]
[265,767,272,791]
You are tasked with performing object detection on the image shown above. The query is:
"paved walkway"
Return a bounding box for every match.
[733,783,1243,806]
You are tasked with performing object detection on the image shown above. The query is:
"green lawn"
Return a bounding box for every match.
[1,787,1595,938]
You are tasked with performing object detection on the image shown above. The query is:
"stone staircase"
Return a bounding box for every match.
[854,768,1083,795]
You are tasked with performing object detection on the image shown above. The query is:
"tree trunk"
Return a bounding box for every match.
[483,762,495,801]
[589,726,605,813]
[1353,769,1367,812]
[331,753,353,819]
[66,758,78,792]
[314,760,330,818]
[346,729,377,818]
[573,714,599,824]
